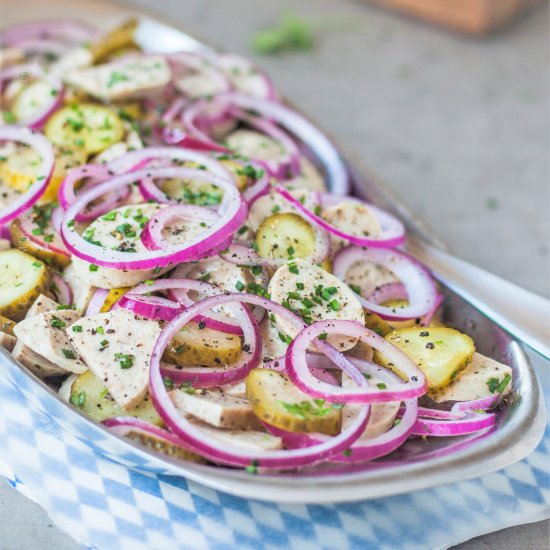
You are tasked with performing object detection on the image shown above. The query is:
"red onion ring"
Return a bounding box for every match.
[180,99,234,152]
[411,411,496,437]
[275,186,406,248]
[212,93,350,195]
[102,417,202,456]
[265,359,417,463]
[369,282,408,305]
[240,161,271,204]
[107,146,235,183]
[140,202,221,251]
[18,207,70,258]
[60,166,246,270]
[451,394,500,413]
[146,283,262,388]
[58,163,133,223]
[114,293,183,322]
[0,127,54,226]
[86,288,108,316]
[51,272,73,305]
[333,246,439,321]
[17,78,63,130]
[286,319,427,403]
[0,224,11,241]
[266,398,418,463]
[0,62,42,89]
[168,52,231,98]
[0,62,62,129]
[13,38,69,57]
[228,106,301,179]
[158,98,230,153]
[167,263,267,335]
[1,19,98,47]
[148,291,371,468]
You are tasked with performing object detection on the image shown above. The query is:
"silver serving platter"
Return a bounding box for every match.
[0,0,545,504]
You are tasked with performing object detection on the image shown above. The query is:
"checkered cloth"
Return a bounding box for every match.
[1,358,548,550]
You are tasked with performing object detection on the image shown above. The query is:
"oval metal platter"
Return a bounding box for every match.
[0,0,545,504]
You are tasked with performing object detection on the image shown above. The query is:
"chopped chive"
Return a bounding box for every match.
[50,316,66,329]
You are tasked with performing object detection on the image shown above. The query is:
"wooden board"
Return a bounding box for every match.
[366,0,541,34]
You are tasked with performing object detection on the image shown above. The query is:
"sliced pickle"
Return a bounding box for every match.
[246,368,342,436]
[45,103,124,155]
[375,326,475,390]
[100,287,130,312]
[255,212,316,260]
[10,209,71,269]
[163,321,242,368]
[364,311,392,337]
[0,249,49,321]
[126,431,206,464]
[70,370,162,425]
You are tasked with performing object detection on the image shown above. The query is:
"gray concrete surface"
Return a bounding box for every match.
[0,0,548,548]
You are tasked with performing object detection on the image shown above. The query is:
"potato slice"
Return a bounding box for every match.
[163,322,242,368]
[0,249,49,321]
[246,368,342,436]
[255,212,317,261]
[45,103,124,155]
[375,327,475,390]
[69,370,162,425]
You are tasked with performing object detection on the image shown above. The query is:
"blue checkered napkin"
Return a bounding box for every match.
[0,361,548,550]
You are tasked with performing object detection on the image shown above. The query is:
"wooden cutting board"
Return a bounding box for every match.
[366,0,542,34]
